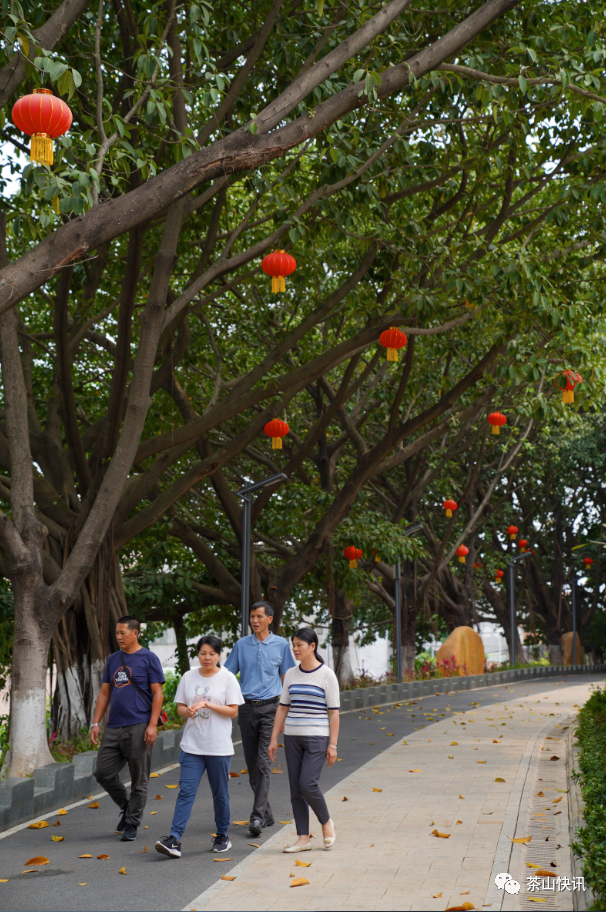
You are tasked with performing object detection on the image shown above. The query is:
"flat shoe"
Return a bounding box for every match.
[323,819,336,849]
[283,841,312,853]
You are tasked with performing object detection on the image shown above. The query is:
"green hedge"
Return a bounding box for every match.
[572,685,606,909]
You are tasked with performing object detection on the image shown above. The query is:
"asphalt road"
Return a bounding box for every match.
[0,673,598,912]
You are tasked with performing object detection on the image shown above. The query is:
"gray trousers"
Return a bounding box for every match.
[94,721,152,827]
[238,701,278,820]
[284,734,330,835]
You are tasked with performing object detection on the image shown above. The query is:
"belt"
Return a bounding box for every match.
[244,697,280,707]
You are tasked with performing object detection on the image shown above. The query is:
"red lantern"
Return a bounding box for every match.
[344,546,361,569]
[443,499,458,518]
[379,327,407,363]
[506,525,518,541]
[583,557,594,567]
[474,562,479,569]
[518,539,528,552]
[11,88,72,166]
[261,250,297,293]
[487,412,507,435]
[456,545,469,564]
[495,568,504,580]
[372,549,380,563]
[263,418,289,449]
[554,369,583,404]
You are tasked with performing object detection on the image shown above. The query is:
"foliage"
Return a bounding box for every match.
[572,685,606,908]
[49,727,99,763]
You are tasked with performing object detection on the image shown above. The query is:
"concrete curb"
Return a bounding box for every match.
[1,664,603,835]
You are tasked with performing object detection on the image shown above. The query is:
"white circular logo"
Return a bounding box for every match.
[495,873,511,890]
[504,879,520,894]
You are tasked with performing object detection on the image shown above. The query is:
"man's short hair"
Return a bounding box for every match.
[250,600,274,618]
[116,615,140,633]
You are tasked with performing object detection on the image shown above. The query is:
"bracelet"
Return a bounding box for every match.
[90,723,100,729]
[329,744,337,749]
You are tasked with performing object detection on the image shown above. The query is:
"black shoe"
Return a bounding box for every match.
[121,824,137,841]
[155,835,181,858]
[263,814,275,828]
[212,835,232,853]
[116,804,129,833]
[249,817,263,836]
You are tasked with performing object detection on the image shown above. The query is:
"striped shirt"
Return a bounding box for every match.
[280,663,340,737]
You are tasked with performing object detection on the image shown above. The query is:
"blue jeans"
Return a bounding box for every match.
[170,749,232,840]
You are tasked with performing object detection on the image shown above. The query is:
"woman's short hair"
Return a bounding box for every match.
[196,634,222,665]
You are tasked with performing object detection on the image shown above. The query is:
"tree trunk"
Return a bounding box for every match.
[332,589,354,688]
[174,613,190,677]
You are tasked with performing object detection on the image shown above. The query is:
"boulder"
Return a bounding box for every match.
[561,631,584,665]
[436,626,485,676]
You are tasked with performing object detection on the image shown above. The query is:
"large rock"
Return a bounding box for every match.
[436,626,485,676]
[561,631,584,665]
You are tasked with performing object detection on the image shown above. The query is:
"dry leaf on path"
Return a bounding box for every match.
[272,768,282,773]
[290,877,309,887]
[459,795,465,799]
[247,843,260,848]
[295,860,311,867]
[533,870,557,877]
[150,812,157,815]
[28,822,49,829]
[433,892,442,898]
[527,863,542,868]
[220,875,236,882]
[556,789,568,793]
[97,855,109,859]
[279,821,291,824]
[142,847,148,854]
[477,761,487,764]
[448,755,454,759]
[88,802,100,809]
[25,857,49,866]
[57,809,67,816]
[528,899,547,904]
[119,867,127,875]
[342,796,348,801]
[550,756,560,761]
[51,836,64,842]
[232,821,249,825]
[537,792,545,797]
[229,773,239,778]
[387,733,394,736]
[451,742,458,746]
[495,778,505,783]
[511,836,532,844]
[373,787,383,792]
[150,773,159,778]
[456,820,463,824]
[155,795,163,800]
[53,822,60,827]
[20,870,39,874]
[430,829,450,838]
[408,770,421,773]
[78,854,92,858]
[461,890,470,894]
[553,797,562,804]
[0,879,8,883]
[166,785,178,789]
[213,858,232,862]
[240,769,248,773]
[78,883,87,886]
[493,740,500,743]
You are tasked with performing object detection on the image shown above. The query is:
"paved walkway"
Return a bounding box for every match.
[185,675,603,912]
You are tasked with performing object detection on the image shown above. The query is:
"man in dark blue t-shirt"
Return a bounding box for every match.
[90,616,165,841]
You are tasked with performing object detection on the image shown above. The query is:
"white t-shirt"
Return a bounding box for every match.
[175,667,244,756]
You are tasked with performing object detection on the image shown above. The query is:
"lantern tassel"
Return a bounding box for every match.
[386,347,398,362]
[348,559,357,569]
[446,509,452,518]
[271,277,279,293]
[491,425,500,435]
[374,553,380,562]
[279,276,285,292]
[510,534,516,541]
[458,555,466,563]
[271,437,282,449]
[31,133,53,166]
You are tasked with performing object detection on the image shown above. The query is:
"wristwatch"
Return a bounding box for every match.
[89,723,100,730]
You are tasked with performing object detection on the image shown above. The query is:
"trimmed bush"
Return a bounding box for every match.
[572,685,606,909]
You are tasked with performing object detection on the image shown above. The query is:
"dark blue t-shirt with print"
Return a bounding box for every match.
[101,647,165,728]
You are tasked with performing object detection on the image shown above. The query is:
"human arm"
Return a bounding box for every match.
[326,709,340,767]
[268,704,289,762]
[90,683,111,745]
[144,682,164,745]
[190,699,239,719]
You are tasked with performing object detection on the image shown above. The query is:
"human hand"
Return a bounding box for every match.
[144,724,157,746]
[268,738,278,762]
[90,726,100,746]
[326,745,337,767]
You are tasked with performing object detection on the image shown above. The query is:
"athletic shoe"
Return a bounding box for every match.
[249,817,263,836]
[116,804,130,833]
[155,835,182,858]
[263,814,275,827]
[212,834,232,853]
[121,824,137,841]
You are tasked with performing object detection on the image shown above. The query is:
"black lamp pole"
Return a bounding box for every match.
[236,473,287,637]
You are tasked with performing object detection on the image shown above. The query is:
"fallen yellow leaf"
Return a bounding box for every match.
[88,802,100,809]
[461,891,470,895]
[229,772,240,778]
[272,768,282,773]
[533,870,557,877]
[448,755,454,759]
[290,877,309,887]
[373,787,382,792]
[342,796,348,801]
[150,812,157,815]
[27,822,49,829]
[155,795,163,800]
[295,859,311,867]
[213,858,233,862]
[537,791,545,796]
[456,820,463,824]
[150,773,159,778]
[241,769,248,774]
[57,809,67,816]
[166,785,179,789]
[78,854,92,858]
[279,821,291,824]
[459,795,465,799]
[25,857,49,866]
[78,883,87,886]
[119,866,127,875]
[0,879,8,882]
[97,855,109,859]
[430,829,450,839]
[528,899,547,904]
[247,843,260,848]
[408,769,421,773]
[493,740,500,743]
[553,797,562,804]
[51,835,64,842]
[495,777,505,782]
[53,822,60,827]
[220,875,236,881]
[142,847,148,854]
[433,893,442,898]
[511,836,532,844]
[451,741,459,746]
[477,761,487,764]
[527,863,542,868]
[20,871,39,874]
[232,821,249,825]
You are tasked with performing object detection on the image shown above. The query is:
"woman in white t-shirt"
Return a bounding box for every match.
[268,627,339,853]
[155,635,243,859]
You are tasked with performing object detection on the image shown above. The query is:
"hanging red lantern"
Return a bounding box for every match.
[443,499,458,518]
[263,418,289,449]
[487,412,507,435]
[372,549,380,563]
[474,562,479,569]
[11,88,72,166]
[344,546,361,569]
[379,327,407,362]
[583,557,594,567]
[554,369,583,404]
[495,568,504,581]
[518,539,528,552]
[261,250,297,293]
[506,525,518,541]
[456,544,469,564]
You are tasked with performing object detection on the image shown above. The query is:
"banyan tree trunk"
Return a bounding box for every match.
[332,589,354,688]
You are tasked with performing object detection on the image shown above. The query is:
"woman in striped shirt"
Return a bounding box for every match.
[268,627,339,852]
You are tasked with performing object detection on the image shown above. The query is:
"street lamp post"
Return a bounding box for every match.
[236,473,287,637]
[394,523,423,683]
[507,550,531,666]
[571,572,577,667]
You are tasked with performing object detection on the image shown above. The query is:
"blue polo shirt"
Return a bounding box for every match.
[224,633,295,700]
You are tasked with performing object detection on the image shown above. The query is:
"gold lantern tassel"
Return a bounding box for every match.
[271,437,282,449]
[492,425,500,435]
[271,277,279,293]
[510,534,516,541]
[31,133,53,166]
[458,555,466,563]
[374,553,380,562]
[386,348,398,362]
[279,276,285,292]
[446,509,452,517]
[348,559,357,569]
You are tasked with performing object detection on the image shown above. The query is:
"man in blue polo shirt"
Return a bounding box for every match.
[225,600,295,836]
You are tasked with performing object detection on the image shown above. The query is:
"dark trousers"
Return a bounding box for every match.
[170,750,232,840]
[284,734,330,835]
[94,721,152,827]
[238,701,278,820]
